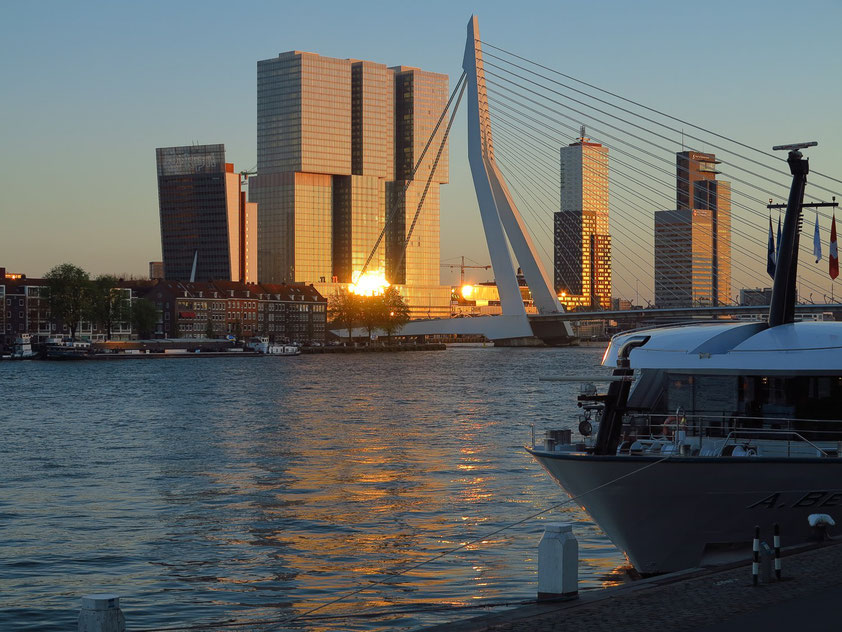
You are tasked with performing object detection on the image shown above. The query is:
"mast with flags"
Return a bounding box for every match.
[767,213,776,279]
[766,212,780,279]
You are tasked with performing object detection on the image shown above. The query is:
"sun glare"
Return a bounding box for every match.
[350,270,390,296]
[461,284,474,299]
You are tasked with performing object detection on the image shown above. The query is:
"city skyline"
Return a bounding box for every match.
[2,0,841,304]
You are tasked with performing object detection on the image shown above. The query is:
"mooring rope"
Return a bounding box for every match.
[135,452,673,632]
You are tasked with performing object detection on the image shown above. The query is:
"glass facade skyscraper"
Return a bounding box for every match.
[156,144,256,283]
[253,51,450,317]
[553,134,612,310]
[654,151,731,308]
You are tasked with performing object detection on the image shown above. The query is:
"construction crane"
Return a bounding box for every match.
[239,166,257,187]
[440,256,491,286]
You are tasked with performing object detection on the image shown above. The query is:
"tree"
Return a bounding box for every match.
[205,317,215,339]
[328,288,360,342]
[44,263,91,340]
[380,286,410,342]
[87,275,130,340]
[359,295,388,343]
[131,298,158,339]
[233,319,242,342]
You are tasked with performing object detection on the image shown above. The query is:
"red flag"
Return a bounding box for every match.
[830,213,839,280]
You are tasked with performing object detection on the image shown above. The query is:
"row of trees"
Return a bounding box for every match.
[44,263,158,340]
[329,286,411,342]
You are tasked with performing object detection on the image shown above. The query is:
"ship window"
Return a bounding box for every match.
[738,375,842,425]
[663,373,738,417]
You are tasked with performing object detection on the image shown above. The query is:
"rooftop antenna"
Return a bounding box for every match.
[580,124,586,140]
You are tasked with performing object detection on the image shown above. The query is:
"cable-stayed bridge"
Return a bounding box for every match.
[363,15,842,345]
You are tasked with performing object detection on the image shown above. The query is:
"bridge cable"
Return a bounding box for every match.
[488,108,827,301]
[358,72,467,280]
[480,40,842,192]
[485,91,832,298]
[391,76,467,281]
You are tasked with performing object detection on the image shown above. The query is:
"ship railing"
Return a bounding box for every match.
[621,413,842,457]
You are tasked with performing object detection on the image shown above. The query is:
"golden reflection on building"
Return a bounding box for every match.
[254,50,452,319]
[554,132,612,310]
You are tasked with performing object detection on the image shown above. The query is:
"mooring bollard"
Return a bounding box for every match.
[538,522,578,600]
[78,594,125,632]
[759,541,773,583]
[752,525,759,586]
[808,513,836,541]
[773,523,781,579]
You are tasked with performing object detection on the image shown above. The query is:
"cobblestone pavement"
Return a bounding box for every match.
[425,541,842,631]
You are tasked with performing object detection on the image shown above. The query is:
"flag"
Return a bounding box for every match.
[776,213,782,264]
[830,213,839,280]
[767,214,776,279]
[814,210,823,263]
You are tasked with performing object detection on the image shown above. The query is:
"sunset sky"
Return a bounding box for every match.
[2,0,840,300]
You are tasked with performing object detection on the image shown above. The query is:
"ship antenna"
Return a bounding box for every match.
[768,141,816,327]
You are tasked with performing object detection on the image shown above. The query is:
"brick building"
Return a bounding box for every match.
[1,268,327,351]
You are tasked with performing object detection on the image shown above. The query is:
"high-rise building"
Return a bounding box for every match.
[156,145,256,283]
[654,151,731,308]
[252,51,450,317]
[553,131,612,310]
[149,261,164,280]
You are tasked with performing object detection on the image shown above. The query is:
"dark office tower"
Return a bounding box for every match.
[156,145,256,283]
[654,152,731,307]
[553,132,612,310]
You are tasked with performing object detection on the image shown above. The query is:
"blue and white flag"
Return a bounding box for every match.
[814,210,823,263]
[776,213,782,264]
[767,215,776,279]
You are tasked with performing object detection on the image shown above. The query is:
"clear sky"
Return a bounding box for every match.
[2,0,840,298]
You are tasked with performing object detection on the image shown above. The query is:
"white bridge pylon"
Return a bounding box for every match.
[463,16,567,321]
[335,16,574,344]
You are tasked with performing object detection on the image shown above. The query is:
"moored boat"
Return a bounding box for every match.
[11,334,38,359]
[528,142,842,574]
[44,338,92,360]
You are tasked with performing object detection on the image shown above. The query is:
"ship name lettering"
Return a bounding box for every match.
[793,491,830,508]
[747,493,780,509]
[820,492,842,507]
[748,491,842,509]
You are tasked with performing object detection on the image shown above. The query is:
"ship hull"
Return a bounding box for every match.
[527,449,842,574]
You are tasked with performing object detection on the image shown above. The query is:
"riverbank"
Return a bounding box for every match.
[423,538,842,631]
[302,343,446,353]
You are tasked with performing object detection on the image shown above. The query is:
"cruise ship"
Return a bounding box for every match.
[527,143,842,573]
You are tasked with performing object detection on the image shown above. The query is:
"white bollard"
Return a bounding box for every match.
[78,594,125,632]
[538,522,578,600]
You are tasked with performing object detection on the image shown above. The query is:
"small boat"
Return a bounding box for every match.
[11,334,38,359]
[528,142,842,574]
[267,343,301,356]
[245,336,301,356]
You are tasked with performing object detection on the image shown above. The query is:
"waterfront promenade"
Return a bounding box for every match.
[426,539,842,631]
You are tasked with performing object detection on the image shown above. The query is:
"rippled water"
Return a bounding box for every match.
[0,346,625,631]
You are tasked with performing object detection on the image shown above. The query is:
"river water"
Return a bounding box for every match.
[0,346,625,631]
